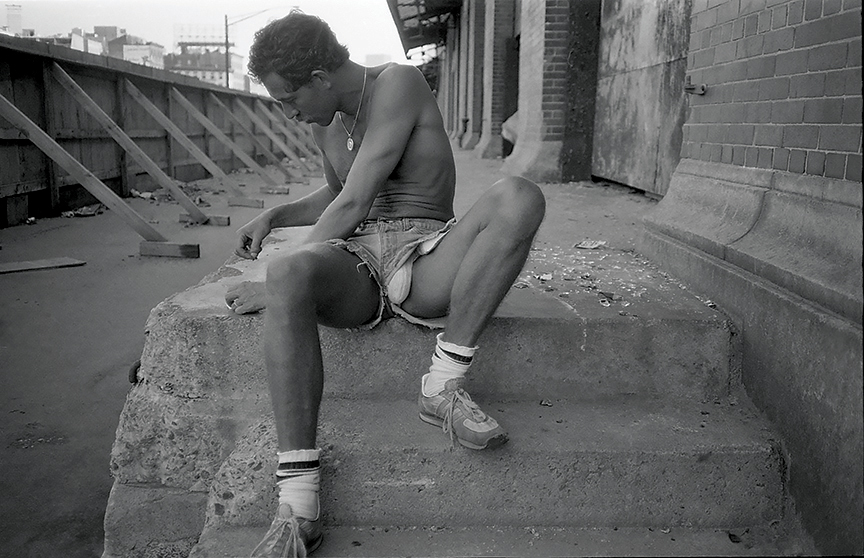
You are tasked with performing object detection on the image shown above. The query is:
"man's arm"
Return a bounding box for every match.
[234,176,337,260]
[304,65,426,243]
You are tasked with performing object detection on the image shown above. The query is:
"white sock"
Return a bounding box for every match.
[422,333,478,397]
[276,449,320,521]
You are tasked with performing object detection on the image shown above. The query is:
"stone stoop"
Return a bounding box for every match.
[101,232,800,558]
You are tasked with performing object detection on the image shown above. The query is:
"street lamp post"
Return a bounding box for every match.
[223,7,285,89]
[224,15,230,87]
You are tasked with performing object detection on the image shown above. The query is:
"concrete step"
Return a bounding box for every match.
[191,524,816,557]
[199,396,784,534]
[135,242,736,406]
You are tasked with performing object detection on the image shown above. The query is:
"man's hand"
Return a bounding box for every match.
[235,212,273,260]
[225,281,266,314]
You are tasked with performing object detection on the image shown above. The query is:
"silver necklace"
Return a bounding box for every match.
[337,67,367,151]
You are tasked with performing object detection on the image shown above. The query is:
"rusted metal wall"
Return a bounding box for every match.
[0,35,283,227]
[592,0,692,196]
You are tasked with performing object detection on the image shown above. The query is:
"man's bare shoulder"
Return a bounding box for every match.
[372,63,432,98]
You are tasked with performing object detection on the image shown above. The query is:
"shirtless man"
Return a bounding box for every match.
[225,11,545,557]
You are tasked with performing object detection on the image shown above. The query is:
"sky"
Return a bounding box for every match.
[3,0,410,64]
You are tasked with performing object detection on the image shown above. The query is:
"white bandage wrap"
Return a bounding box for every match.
[276,449,321,521]
[422,333,479,396]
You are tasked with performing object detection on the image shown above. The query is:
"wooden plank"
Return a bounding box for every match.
[234,100,311,177]
[170,88,278,187]
[0,90,166,242]
[51,64,210,224]
[0,128,27,140]
[115,75,131,197]
[227,196,264,208]
[255,100,320,172]
[140,241,200,258]
[180,213,230,226]
[123,78,248,199]
[41,61,60,210]
[260,186,291,195]
[0,257,86,274]
[209,93,302,182]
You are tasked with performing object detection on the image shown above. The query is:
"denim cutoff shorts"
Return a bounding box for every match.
[327,217,456,329]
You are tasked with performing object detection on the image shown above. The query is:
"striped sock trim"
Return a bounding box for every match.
[277,460,321,473]
[439,347,473,364]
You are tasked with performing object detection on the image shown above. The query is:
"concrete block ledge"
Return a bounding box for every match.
[102,482,207,558]
[199,397,784,533]
[109,234,738,487]
[640,226,863,555]
[645,159,863,323]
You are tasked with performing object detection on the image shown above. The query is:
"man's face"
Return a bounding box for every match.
[262,72,330,126]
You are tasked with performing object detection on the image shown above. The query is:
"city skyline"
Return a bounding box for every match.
[2,1,410,65]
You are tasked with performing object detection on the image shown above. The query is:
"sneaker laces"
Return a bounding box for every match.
[442,387,488,445]
[250,504,309,558]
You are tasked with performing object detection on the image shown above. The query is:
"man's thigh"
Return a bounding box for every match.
[271,242,382,329]
[398,212,488,318]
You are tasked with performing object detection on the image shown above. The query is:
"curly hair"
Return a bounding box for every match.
[248,10,350,88]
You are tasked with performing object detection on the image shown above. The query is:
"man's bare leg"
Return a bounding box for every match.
[402,177,546,449]
[403,176,546,343]
[253,243,379,557]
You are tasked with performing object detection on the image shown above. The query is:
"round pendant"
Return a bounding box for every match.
[346,137,354,151]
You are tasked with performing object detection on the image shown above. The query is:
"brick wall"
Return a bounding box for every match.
[683,0,863,183]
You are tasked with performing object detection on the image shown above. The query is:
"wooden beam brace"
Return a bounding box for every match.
[234,100,312,177]
[208,93,303,183]
[255,100,320,172]
[123,78,250,200]
[0,90,166,242]
[170,87,279,187]
[51,64,211,224]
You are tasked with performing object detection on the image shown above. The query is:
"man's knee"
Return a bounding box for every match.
[266,244,328,295]
[490,176,546,232]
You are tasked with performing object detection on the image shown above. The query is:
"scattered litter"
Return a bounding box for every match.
[195,196,211,207]
[574,240,606,249]
[539,400,554,407]
[513,281,531,289]
[599,299,611,307]
[535,272,553,281]
[61,203,105,218]
[661,528,671,534]
[25,217,36,225]
[130,189,154,200]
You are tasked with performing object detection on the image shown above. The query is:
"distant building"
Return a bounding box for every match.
[165,41,249,91]
[70,28,106,55]
[107,34,165,69]
[5,4,21,36]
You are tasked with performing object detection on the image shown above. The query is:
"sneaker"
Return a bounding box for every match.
[418,378,508,450]
[250,503,322,558]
